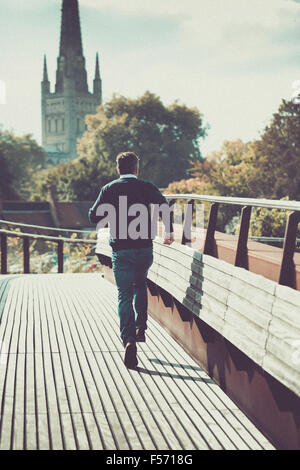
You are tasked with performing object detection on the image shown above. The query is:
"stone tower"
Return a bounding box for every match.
[41,0,102,164]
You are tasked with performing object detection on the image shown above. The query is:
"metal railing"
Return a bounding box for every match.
[249,236,300,245]
[164,194,300,289]
[0,219,93,234]
[0,228,96,275]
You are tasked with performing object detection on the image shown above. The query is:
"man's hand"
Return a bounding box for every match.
[163,233,174,245]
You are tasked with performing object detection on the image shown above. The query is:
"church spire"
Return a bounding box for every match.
[95,52,100,80]
[42,55,50,94]
[55,0,88,93]
[59,0,83,58]
[93,52,102,100]
[43,55,49,82]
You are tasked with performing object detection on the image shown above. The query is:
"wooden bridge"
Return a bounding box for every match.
[0,273,274,450]
[1,193,300,450]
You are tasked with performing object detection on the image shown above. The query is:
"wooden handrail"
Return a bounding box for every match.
[163,195,300,288]
[164,194,300,211]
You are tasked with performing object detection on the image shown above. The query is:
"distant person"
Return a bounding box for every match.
[89,152,174,369]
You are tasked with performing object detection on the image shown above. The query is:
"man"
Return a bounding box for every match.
[89,152,174,369]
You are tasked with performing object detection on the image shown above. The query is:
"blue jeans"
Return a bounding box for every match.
[112,247,154,346]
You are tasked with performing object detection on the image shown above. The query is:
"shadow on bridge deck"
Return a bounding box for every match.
[0,274,274,450]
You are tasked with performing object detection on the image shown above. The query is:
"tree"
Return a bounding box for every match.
[250,205,290,238]
[252,99,300,200]
[184,139,257,229]
[0,127,46,200]
[0,150,17,199]
[187,97,300,202]
[190,139,258,198]
[78,91,207,187]
[31,156,115,202]
[164,99,300,237]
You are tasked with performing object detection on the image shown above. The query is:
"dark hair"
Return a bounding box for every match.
[116,152,140,174]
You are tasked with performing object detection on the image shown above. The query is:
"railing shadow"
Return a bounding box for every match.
[149,357,203,372]
[136,365,215,384]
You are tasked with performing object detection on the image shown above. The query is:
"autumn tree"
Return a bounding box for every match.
[189,139,257,198]
[175,98,300,202]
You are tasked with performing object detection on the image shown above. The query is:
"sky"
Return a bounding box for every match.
[0,0,299,157]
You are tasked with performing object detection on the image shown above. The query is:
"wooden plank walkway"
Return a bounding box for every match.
[0,273,275,450]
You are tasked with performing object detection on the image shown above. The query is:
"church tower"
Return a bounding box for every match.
[41,0,102,164]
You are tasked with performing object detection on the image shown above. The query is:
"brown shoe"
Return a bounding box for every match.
[124,342,138,369]
[136,329,146,343]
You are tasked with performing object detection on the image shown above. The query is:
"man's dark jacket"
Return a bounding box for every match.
[89,176,172,252]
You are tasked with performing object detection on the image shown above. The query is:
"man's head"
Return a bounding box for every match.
[116,152,140,176]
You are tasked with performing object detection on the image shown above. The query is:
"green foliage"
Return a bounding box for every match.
[250,207,288,238]
[166,140,253,230]
[190,139,258,198]
[0,150,16,199]
[31,156,115,202]
[166,99,300,237]
[224,203,293,239]
[249,197,300,240]
[166,177,215,225]
[78,91,207,188]
[253,100,300,199]
[27,92,206,201]
[0,127,46,200]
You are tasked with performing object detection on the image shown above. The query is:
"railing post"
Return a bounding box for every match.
[57,240,64,273]
[203,203,219,256]
[235,206,252,269]
[1,233,7,275]
[181,199,195,246]
[23,237,30,274]
[279,211,300,288]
